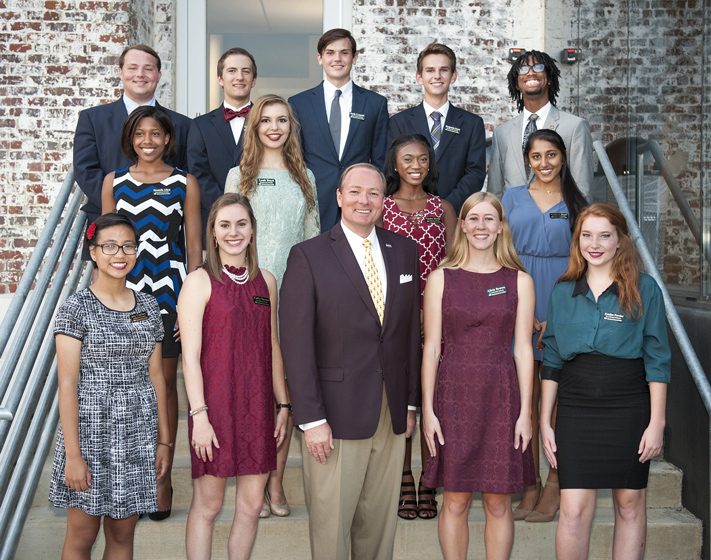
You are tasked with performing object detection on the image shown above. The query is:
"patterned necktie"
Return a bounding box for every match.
[430,111,442,154]
[363,239,385,324]
[523,113,539,178]
[329,89,342,155]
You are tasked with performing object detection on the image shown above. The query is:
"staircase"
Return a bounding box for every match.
[14,367,703,559]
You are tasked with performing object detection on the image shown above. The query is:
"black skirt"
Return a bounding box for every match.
[556,353,651,490]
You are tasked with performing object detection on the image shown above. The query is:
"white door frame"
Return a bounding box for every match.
[175,0,352,118]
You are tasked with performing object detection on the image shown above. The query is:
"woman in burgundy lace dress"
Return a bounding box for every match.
[422,192,536,558]
[178,193,289,559]
[379,133,456,520]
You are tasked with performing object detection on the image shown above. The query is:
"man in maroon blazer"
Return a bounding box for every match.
[280,163,422,560]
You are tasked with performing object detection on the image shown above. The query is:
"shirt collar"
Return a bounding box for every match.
[523,101,551,127]
[223,100,251,112]
[123,94,156,114]
[572,275,620,297]
[423,99,450,119]
[324,79,353,98]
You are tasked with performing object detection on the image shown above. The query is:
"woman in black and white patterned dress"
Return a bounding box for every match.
[50,213,171,559]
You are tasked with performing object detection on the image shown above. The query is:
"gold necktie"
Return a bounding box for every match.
[363,239,385,324]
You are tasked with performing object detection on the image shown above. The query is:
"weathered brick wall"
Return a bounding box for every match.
[0,0,175,293]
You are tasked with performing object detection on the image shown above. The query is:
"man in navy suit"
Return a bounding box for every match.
[387,43,486,214]
[289,28,389,232]
[187,47,257,243]
[73,44,191,258]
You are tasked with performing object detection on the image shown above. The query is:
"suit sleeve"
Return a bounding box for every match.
[289,96,307,159]
[187,119,224,215]
[370,97,389,171]
[407,242,423,407]
[279,245,327,426]
[487,128,504,198]
[386,114,405,157]
[567,117,595,202]
[72,110,105,212]
[444,115,487,210]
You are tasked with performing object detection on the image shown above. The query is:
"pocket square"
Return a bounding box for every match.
[400,274,413,284]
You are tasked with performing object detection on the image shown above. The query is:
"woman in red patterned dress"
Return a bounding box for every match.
[379,133,456,520]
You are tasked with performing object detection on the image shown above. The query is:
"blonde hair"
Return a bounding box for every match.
[438,192,526,273]
[203,193,259,283]
[239,94,317,211]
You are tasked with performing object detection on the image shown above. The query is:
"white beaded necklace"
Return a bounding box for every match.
[222,265,249,285]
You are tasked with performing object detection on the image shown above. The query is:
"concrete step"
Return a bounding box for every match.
[15,504,701,559]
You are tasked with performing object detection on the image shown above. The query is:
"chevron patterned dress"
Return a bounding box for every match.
[113,167,188,315]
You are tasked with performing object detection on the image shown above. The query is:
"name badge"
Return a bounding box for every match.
[603,312,624,322]
[253,296,270,306]
[256,178,276,187]
[424,216,442,224]
[444,125,460,134]
[153,188,172,196]
[549,212,569,219]
[130,312,149,323]
[349,112,365,120]
[487,286,507,297]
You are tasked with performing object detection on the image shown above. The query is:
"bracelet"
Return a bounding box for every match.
[276,403,292,412]
[157,441,173,448]
[190,405,209,417]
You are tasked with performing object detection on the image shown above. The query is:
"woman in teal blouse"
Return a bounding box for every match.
[540,203,670,559]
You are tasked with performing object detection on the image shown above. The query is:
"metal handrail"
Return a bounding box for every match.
[0,168,89,557]
[595,140,711,546]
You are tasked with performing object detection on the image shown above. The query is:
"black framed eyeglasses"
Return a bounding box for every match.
[95,243,138,255]
[518,63,545,75]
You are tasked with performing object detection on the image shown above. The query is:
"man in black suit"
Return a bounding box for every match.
[187,48,257,242]
[73,44,191,258]
[387,42,486,213]
[289,29,389,232]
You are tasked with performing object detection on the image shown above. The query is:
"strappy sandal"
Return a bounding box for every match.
[397,470,418,520]
[417,478,438,520]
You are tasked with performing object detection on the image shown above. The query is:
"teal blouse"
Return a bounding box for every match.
[541,273,671,384]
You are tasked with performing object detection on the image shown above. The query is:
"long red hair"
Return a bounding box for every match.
[559,203,643,318]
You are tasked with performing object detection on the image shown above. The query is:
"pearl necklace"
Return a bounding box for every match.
[222,265,249,285]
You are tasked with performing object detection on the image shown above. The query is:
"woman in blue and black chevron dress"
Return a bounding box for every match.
[101,105,202,521]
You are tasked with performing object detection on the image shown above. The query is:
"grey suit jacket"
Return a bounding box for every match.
[487,105,594,201]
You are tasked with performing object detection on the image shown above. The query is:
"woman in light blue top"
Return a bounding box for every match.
[502,129,587,522]
[225,94,319,518]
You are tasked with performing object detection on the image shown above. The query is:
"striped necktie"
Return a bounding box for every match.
[430,111,442,154]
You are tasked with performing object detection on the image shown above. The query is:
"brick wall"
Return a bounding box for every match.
[0,0,175,294]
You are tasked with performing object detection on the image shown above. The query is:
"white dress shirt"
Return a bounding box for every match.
[422,99,451,134]
[323,79,353,160]
[522,101,552,144]
[123,94,156,115]
[224,101,250,146]
[299,222,389,431]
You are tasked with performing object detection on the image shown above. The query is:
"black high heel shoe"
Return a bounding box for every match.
[149,487,173,521]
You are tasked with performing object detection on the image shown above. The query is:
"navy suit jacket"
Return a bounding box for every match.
[73,98,191,219]
[387,102,486,213]
[279,223,422,439]
[187,106,246,241]
[289,82,389,232]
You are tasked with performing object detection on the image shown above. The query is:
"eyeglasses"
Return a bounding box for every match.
[518,63,545,75]
[95,243,138,255]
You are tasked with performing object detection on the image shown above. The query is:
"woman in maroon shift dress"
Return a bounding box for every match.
[178,193,289,559]
[422,192,536,559]
[379,133,456,520]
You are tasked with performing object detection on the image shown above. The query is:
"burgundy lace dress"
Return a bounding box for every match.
[188,267,275,478]
[383,195,446,304]
[423,267,536,493]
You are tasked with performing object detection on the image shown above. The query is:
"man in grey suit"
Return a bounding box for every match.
[488,50,594,200]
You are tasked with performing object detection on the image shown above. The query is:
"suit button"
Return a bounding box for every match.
[339,166,344,170]
[377,368,383,374]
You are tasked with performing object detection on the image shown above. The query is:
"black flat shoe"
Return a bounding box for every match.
[149,487,173,521]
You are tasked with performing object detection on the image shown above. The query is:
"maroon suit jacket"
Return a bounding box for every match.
[279,223,422,440]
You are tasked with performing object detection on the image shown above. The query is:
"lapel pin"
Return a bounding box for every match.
[386,243,392,248]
